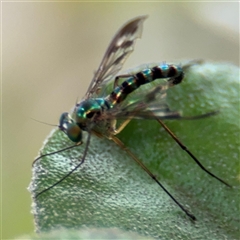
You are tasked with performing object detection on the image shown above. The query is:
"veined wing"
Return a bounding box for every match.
[106,81,217,121]
[103,81,182,121]
[84,15,148,99]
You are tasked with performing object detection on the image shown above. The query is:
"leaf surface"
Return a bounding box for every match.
[29,62,240,239]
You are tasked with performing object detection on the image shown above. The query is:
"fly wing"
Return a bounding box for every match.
[84,15,148,99]
[106,82,182,120]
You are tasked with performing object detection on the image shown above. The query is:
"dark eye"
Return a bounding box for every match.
[86,111,94,119]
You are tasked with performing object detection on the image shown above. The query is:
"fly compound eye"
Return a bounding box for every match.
[59,112,82,142]
[66,122,82,143]
[59,112,69,128]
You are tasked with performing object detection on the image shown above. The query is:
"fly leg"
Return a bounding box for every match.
[111,135,196,221]
[113,118,133,135]
[32,142,82,166]
[155,117,231,188]
[35,134,91,198]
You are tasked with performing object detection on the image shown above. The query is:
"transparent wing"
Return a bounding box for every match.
[106,80,216,121]
[84,15,148,99]
[104,80,182,121]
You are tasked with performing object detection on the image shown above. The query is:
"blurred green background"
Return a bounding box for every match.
[2,2,238,239]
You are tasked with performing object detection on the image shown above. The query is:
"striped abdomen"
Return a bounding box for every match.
[109,64,184,105]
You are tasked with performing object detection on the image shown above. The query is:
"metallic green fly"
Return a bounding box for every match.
[33,16,230,221]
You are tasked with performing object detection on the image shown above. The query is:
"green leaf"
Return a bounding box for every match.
[29,62,239,239]
[17,228,154,240]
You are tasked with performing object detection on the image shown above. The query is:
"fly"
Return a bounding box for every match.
[33,15,231,221]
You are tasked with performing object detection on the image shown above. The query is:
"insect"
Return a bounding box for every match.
[33,15,231,221]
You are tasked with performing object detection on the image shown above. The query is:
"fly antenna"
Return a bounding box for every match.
[30,117,58,127]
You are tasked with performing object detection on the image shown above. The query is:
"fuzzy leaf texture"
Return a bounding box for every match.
[29,62,239,240]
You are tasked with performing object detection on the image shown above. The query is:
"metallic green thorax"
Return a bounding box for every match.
[75,99,106,130]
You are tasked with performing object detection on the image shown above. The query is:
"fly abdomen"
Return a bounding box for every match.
[109,64,183,105]
[152,64,184,85]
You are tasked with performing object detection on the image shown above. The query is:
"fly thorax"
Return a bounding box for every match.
[75,98,105,130]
